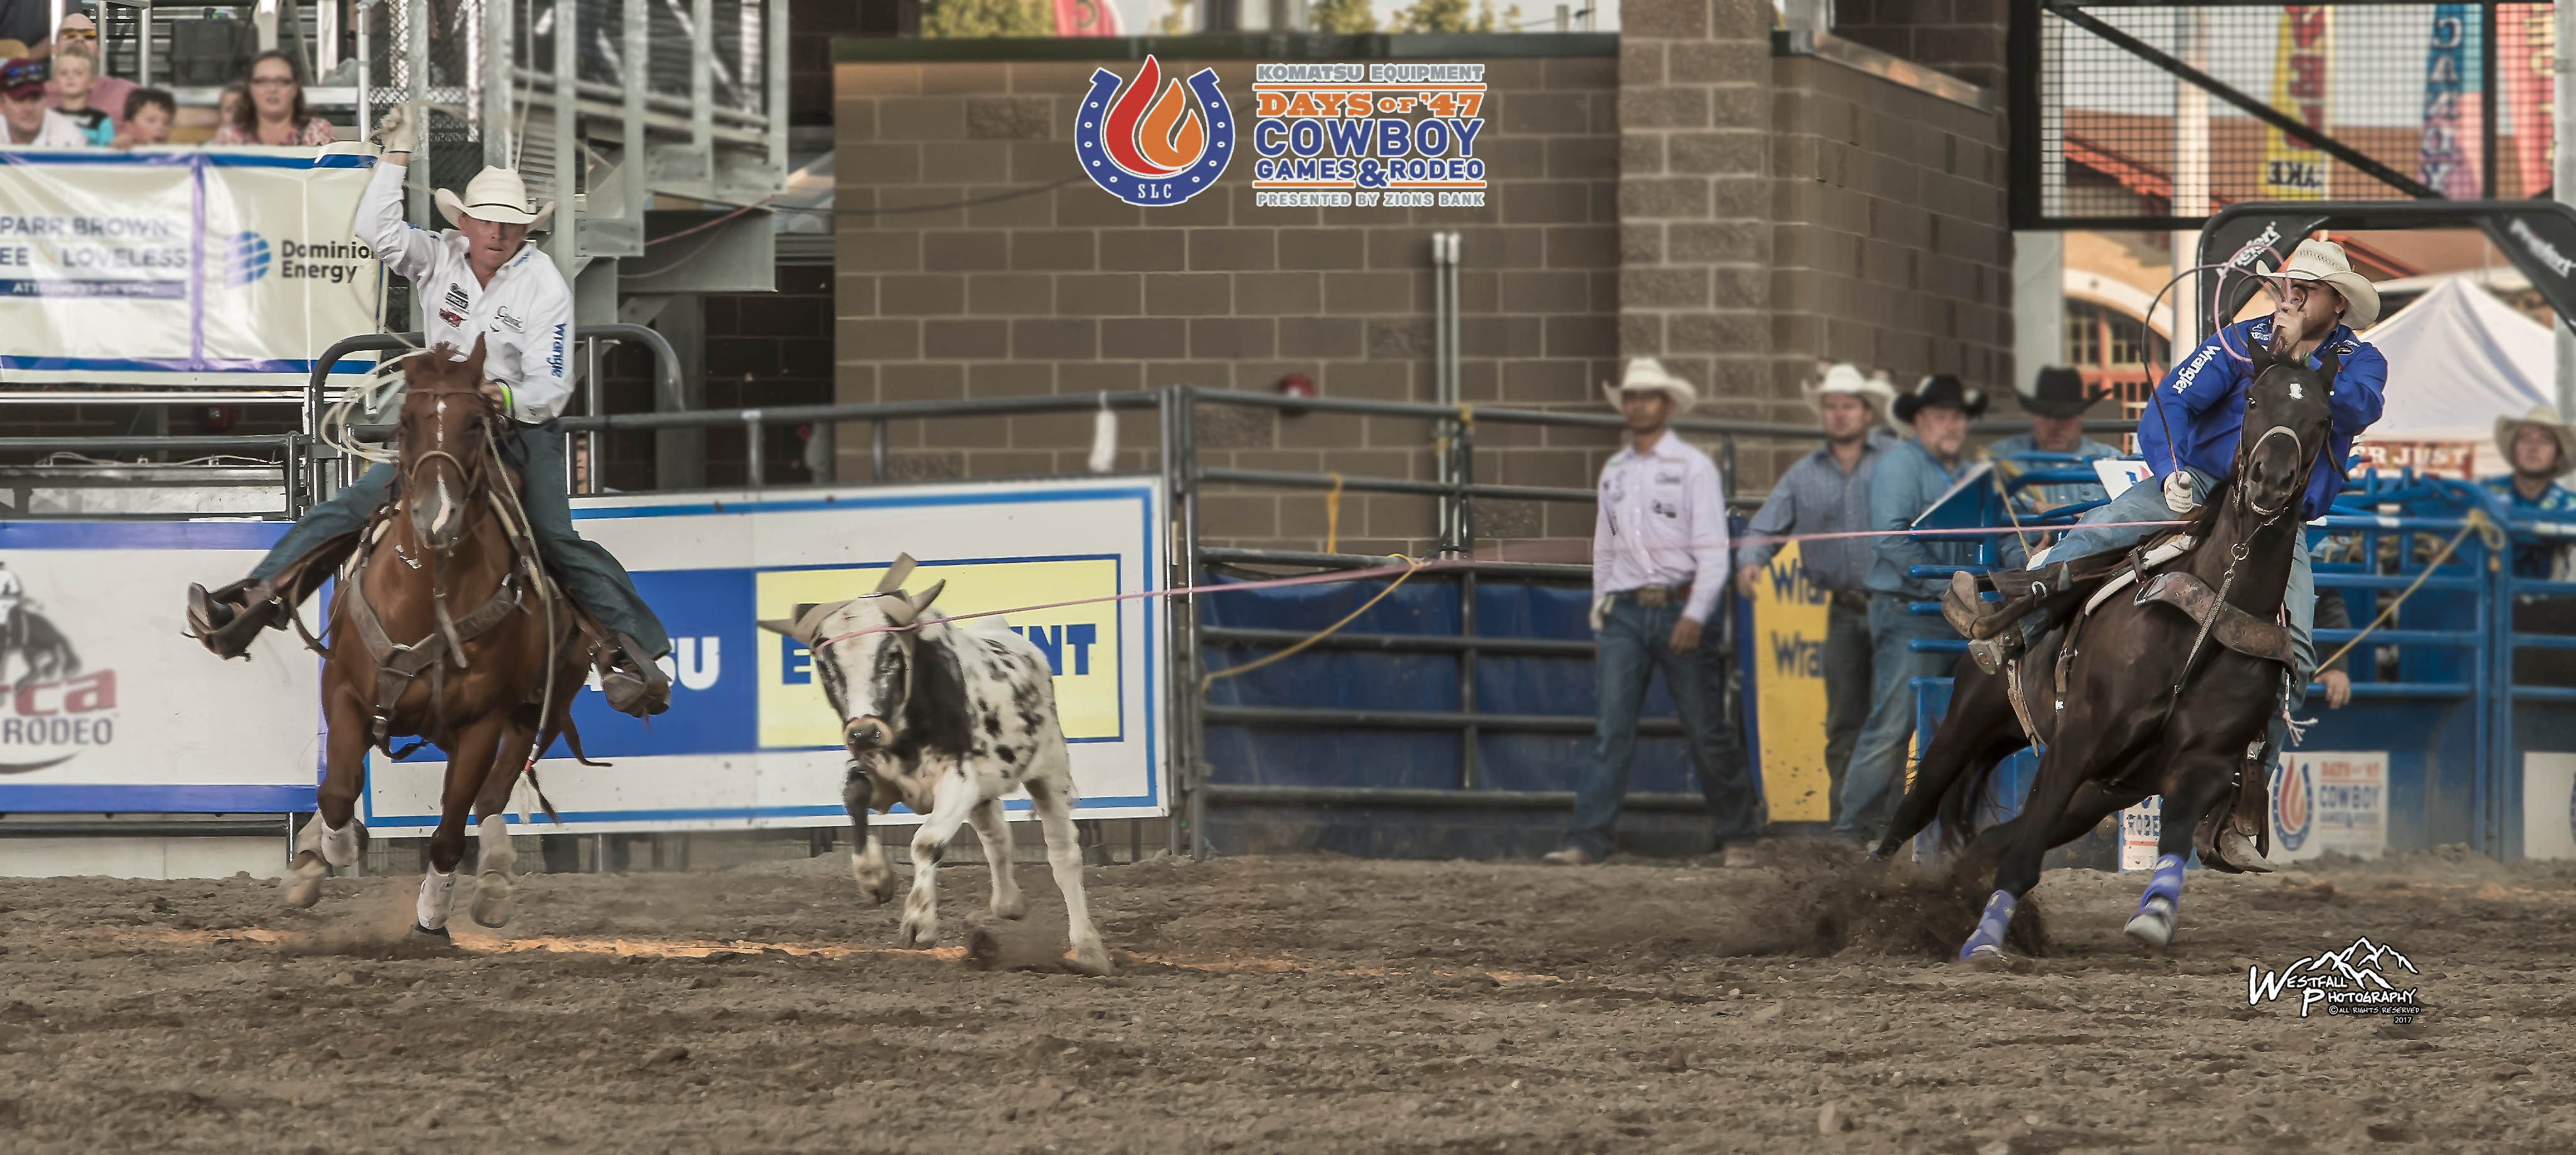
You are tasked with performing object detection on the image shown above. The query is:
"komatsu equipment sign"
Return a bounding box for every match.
[1251,63,1489,208]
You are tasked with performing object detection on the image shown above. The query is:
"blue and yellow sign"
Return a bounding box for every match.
[755,556,1125,749]
[1746,542,1832,822]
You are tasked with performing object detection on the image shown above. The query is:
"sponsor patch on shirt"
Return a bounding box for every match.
[438,309,465,327]
[494,307,526,333]
[442,283,470,311]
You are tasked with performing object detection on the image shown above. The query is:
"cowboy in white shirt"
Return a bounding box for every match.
[1542,359,1765,868]
[185,105,673,716]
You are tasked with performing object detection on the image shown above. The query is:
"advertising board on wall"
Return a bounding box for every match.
[0,521,320,813]
[363,478,1170,834]
[0,146,385,385]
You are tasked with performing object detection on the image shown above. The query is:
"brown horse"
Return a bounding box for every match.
[283,338,592,937]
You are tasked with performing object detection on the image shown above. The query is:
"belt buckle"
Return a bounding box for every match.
[1635,586,1669,608]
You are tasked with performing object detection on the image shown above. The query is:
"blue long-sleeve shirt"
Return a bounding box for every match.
[2137,318,2386,521]
[1867,438,2025,599]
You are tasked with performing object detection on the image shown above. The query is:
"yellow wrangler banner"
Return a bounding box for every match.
[757,559,1125,750]
[0,146,385,385]
[2262,6,2331,199]
[1746,543,1832,822]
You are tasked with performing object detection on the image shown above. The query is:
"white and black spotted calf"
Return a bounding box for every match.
[758,554,1111,975]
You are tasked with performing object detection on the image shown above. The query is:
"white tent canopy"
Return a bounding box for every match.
[2358,275,2552,476]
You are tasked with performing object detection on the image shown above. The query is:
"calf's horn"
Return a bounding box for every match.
[875,553,919,595]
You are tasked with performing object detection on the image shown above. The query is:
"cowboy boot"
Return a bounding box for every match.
[598,632,673,717]
[185,579,281,660]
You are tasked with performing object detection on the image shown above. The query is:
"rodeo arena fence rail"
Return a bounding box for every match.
[16,316,2572,868]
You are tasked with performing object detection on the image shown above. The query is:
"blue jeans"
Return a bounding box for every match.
[1835,593,1959,844]
[2021,468,2314,734]
[1567,594,1764,857]
[1821,598,1875,827]
[250,422,671,657]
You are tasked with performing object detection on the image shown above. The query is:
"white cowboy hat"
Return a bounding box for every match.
[1802,362,1895,412]
[1600,357,1697,413]
[2279,237,2380,329]
[433,166,555,230]
[2494,404,2576,476]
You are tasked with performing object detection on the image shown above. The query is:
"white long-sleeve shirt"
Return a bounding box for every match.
[356,160,573,422]
[1591,431,1731,623]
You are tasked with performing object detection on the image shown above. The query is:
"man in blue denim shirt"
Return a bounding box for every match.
[1835,375,2022,846]
[1989,367,2124,512]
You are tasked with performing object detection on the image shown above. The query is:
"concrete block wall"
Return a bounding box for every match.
[829,33,2013,555]
[830,43,1626,556]
[1830,0,2010,92]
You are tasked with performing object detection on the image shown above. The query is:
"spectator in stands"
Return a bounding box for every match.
[214,50,335,146]
[216,80,246,130]
[1836,375,2025,848]
[43,11,127,122]
[1,57,88,146]
[1541,358,1765,869]
[45,46,109,145]
[2487,406,2576,579]
[1989,366,2124,512]
[112,85,171,148]
[1733,363,1895,829]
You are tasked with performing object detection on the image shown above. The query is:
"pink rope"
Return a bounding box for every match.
[803,518,2193,647]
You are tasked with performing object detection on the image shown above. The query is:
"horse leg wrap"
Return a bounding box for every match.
[1957,889,2018,963]
[416,868,458,932]
[2124,854,2185,948]
[318,820,360,869]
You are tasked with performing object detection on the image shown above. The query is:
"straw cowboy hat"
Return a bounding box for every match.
[2021,365,2113,418]
[1601,357,1697,413]
[434,166,555,230]
[1892,373,1988,424]
[1803,362,1897,412]
[2495,404,2576,476]
[2280,237,2381,329]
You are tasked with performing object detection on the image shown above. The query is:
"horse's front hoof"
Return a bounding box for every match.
[1958,942,2011,969]
[2124,898,2177,948]
[281,856,326,909]
[470,873,515,928]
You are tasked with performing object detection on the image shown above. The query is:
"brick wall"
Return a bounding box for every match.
[830,34,2014,556]
[831,45,1625,556]
[1829,0,2008,91]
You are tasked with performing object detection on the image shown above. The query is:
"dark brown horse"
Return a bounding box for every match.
[283,339,592,937]
[1881,340,2336,963]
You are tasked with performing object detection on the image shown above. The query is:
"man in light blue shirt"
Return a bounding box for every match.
[1989,366,2124,512]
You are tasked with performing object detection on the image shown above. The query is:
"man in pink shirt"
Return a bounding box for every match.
[40,12,130,132]
[1542,358,1764,868]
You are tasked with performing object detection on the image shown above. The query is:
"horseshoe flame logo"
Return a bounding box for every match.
[1076,56,1231,207]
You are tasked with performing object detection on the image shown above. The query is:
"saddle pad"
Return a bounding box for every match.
[2081,535,2197,618]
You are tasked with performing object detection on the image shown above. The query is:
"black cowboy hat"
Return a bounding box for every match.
[1892,374,1988,424]
[2021,366,2113,418]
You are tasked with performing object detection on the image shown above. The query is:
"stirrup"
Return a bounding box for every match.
[1940,571,1986,637]
[1966,633,2023,676]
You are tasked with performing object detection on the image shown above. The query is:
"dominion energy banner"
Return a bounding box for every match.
[0,146,386,385]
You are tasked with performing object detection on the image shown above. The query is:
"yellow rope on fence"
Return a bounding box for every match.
[2314,509,2504,677]
[1323,472,1344,555]
[1200,554,1424,696]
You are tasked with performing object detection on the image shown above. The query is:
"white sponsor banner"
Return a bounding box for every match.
[2269,751,2389,861]
[0,146,386,385]
[2523,752,2576,861]
[0,522,320,811]
[2118,795,2162,871]
[364,478,1169,834]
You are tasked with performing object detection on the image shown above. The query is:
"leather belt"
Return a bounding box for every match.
[1830,591,1871,612]
[1621,583,1692,608]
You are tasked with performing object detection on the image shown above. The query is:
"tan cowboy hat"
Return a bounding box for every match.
[1802,362,1895,412]
[2279,237,2381,329]
[433,166,555,229]
[1601,357,1697,413]
[2495,404,2576,476]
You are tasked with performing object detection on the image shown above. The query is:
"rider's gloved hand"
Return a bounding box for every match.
[374,103,416,156]
[2162,470,2195,513]
[479,379,511,414]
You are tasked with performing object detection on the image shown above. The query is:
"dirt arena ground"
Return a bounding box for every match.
[1,842,2569,1154]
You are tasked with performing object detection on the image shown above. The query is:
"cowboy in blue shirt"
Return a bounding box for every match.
[1965,238,2386,871]
[2487,406,2576,579]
